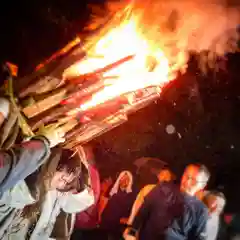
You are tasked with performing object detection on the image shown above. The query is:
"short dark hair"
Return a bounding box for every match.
[57,149,82,175]
[57,149,90,192]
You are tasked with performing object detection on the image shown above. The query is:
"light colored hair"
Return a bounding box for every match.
[109,171,133,196]
[204,191,226,203]
[186,163,210,180]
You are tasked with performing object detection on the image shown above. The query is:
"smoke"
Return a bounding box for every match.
[87,0,239,71]
[133,0,239,51]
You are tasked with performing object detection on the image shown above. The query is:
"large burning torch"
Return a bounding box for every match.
[13,0,238,149]
[15,12,174,148]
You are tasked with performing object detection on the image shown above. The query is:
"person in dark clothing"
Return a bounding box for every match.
[100,171,138,239]
[124,182,207,240]
[124,164,209,240]
[167,192,208,240]
[132,182,185,240]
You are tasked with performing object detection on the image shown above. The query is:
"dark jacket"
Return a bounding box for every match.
[167,194,208,240]
[131,182,208,240]
[100,187,138,232]
[0,136,50,197]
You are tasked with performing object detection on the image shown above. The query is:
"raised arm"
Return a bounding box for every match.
[127,185,155,225]
[0,136,50,196]
[61,188,95,214]
[61,146,96,214]
[124,188,153,240]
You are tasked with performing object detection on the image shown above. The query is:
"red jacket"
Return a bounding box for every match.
[74,163,100,229]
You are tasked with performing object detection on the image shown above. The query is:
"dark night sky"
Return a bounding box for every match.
[1,1,240,212]
[0,1,91,73]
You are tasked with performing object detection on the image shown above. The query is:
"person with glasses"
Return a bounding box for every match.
[181,164,210,198]
[124,163,210,240]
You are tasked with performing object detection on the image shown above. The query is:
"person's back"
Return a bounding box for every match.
[126,182,207,240]
[130,182,185,240]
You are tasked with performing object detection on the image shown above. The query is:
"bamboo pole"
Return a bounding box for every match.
[64,112,127,148]
[22,88,67,118]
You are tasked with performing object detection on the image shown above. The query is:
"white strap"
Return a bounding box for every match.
[0,98,10,118]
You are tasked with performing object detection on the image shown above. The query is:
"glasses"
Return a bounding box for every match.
[186,175,207,184]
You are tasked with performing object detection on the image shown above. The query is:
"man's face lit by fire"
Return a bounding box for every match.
[119,173,130,190]
[50,167,81,192]
[181,166,208,196]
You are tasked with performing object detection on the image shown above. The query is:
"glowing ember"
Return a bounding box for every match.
[63,0,239,116]
[17,0,239,147]
[65,18,171,113]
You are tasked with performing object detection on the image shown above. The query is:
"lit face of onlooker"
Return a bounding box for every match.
[50,166,81,192]
[181,165,209,196]
[119,173,131,190]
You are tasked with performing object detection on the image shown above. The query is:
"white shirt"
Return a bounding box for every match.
[206,213,219,240]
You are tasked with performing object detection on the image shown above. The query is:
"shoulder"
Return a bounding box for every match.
[147,183,182,202]
[185,194,203,205]
[135,185,156,200]
[185,195,208,217]
[142,184,156,193]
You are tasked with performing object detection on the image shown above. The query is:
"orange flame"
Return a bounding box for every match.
[63,0,239,113]
[65,17,173,112]
[63,2,192,112]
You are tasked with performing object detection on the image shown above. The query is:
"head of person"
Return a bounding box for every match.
[109,171,133,196]
[203,191,226,216]
[181,164,210,196]
[119,171,132,190]
[157,167,176,183]
[22,148,85,219]
[49,149,83,192]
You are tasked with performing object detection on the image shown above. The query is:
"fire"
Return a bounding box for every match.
[64,17,172,112]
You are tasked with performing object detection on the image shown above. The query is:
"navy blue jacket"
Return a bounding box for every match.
[131,182,208,240]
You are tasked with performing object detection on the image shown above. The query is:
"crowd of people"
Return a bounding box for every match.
[0,120,229,240]
[82,165,227,240]
[0,94,238,240]
[0,126,95,239]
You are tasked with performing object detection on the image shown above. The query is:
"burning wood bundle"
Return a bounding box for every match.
[12,0,239,148]
[11,7,171,148]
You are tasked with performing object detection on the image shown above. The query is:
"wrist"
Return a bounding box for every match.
[127,227,138,237]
